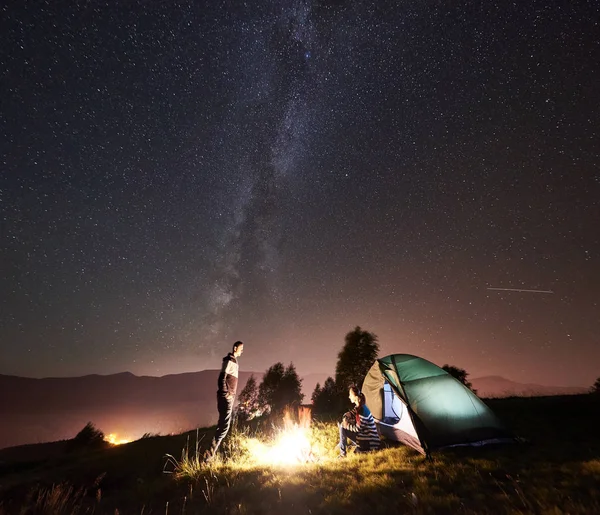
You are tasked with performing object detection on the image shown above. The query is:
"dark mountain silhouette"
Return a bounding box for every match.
[298,373,588,399]
[0,371,587,450]
[0,370,255,450]
[0,370,328,450]
[470,376,588,398]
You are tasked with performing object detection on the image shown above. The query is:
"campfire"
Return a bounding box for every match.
[243,406,319,466]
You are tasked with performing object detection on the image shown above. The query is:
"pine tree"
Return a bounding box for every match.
[237,374,261,422]
[335,326,379,391]
[258,362,304,414]
[311,376,340,415]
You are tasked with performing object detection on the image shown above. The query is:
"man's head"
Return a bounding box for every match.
[232,341,244,358]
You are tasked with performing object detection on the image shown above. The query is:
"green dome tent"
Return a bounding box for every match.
[362,354,514,456]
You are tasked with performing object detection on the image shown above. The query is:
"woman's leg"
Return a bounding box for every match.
[338,423,358,456]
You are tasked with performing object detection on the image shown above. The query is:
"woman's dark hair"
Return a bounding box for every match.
[349,385,366,407]
[233,340,244,351]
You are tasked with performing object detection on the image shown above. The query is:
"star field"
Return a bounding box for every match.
[1,0,599,387]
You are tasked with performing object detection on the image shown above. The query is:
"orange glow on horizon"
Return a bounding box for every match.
[105,433,131,445]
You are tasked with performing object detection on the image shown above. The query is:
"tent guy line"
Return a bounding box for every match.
[486,288,554,294]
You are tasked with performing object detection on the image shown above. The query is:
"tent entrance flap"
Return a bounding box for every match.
[381,380,421,446]
[382,381,401,424]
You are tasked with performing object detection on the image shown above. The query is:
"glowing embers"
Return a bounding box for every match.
[244,407,318,466]
[105,433,131,445]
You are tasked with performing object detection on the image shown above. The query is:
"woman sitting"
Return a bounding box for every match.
[338,385,381,457]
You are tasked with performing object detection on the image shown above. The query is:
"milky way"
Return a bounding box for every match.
[1,0,599,387]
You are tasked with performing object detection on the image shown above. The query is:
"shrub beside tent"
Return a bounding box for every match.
[362,354,514,456]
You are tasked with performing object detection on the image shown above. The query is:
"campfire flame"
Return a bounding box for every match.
[244,407,318,466]
[105,433,131,445]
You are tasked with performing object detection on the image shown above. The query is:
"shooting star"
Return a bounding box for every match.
[487,287,554,294]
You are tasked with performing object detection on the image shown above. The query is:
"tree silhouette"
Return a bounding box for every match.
[335,326,379,391]
[258,362,304,414]
[311,377,339,415]
[236,374,261,422]
[591,377,600,395]
[442,364,477,394]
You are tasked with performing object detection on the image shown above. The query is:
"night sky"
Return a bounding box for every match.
[1,0,598,387]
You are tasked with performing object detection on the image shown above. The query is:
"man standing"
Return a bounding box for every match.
[205,340,244,461]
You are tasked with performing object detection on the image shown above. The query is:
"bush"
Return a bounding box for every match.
[66,422,107,452]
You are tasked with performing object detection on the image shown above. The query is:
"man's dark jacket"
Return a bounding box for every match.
[217,352,239,397]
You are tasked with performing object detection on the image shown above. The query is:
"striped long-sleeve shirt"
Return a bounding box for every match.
[345,404,381,451]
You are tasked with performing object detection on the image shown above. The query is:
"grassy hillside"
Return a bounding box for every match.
[0,395,599,514]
